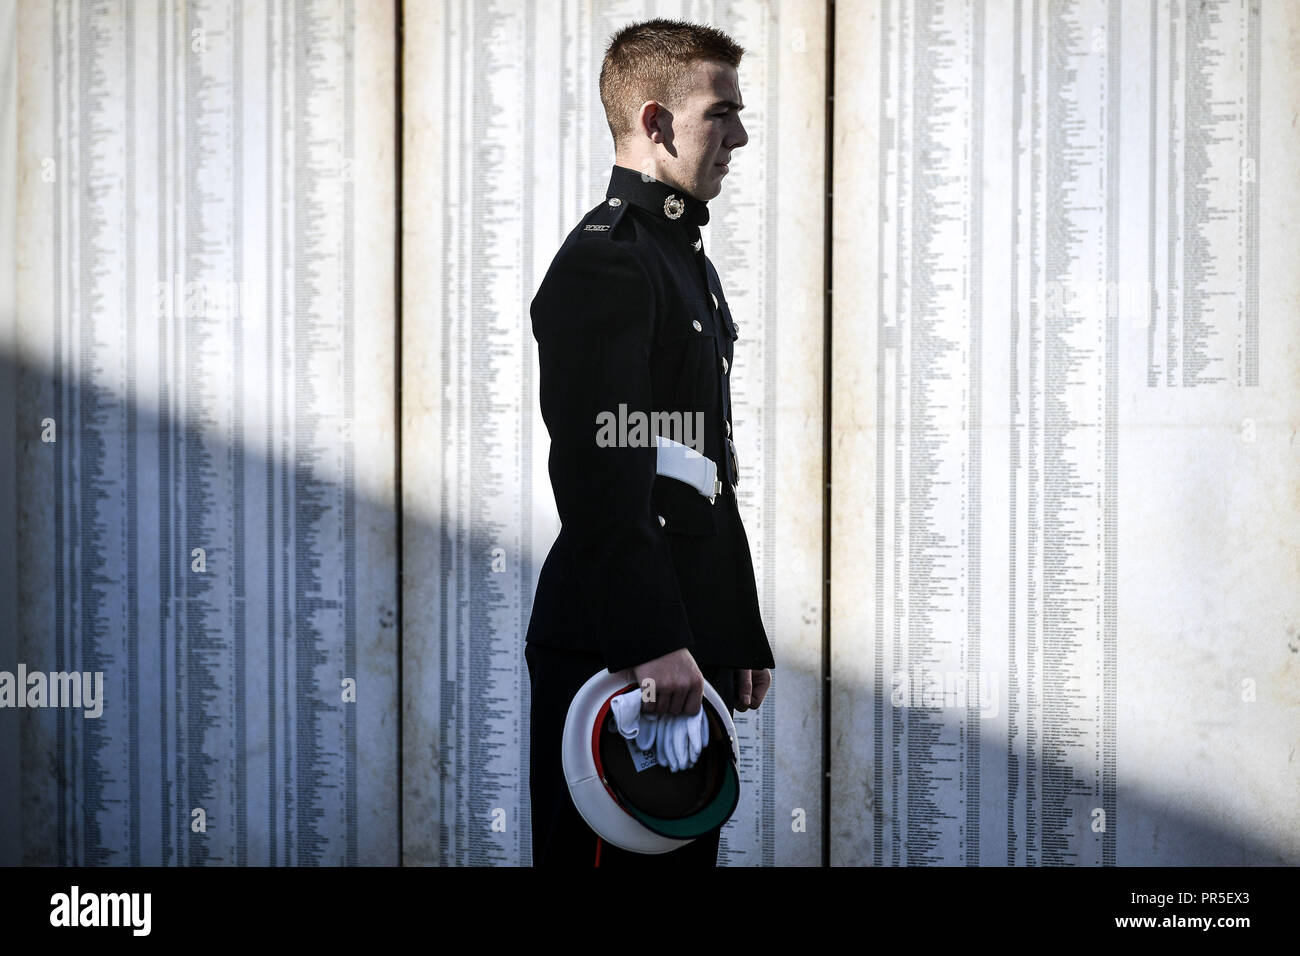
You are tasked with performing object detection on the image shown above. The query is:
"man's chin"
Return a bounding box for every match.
[696,179,724,201]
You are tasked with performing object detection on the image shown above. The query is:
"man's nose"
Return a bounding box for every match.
[730,115,748,150]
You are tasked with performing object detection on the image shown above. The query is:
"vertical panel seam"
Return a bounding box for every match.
[822,0,835,870]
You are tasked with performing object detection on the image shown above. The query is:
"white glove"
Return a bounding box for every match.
[687,705,705,765]
[658,709,710,772]
[611,689,709,772]
[611,689,656,748]
[635,713,659,751]
[656,713,678,770]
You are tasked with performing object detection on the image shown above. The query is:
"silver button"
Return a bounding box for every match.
[692,319,703,332]
[733,322,740,334]
[658,514,666,527]
[710,293,718,309]
[725,420,731,436]
[693,238,702,251]
[722,356,729,373]
[608,197,622,206]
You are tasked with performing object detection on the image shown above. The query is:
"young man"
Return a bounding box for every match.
[525,18,774,867]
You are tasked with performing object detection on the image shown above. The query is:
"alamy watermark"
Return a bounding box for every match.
[595,403,706,456]
[892,669,999,719]
[0,664,104,718]
[50,886,150,935]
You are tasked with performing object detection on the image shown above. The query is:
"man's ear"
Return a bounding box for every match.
[639,100,670,145]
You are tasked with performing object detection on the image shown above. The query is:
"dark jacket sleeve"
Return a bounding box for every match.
[531,238,694,672]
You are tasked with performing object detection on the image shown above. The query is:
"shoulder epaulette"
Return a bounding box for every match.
[576,196,633,241]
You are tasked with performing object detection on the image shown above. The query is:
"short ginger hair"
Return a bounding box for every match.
[599,18,745,149]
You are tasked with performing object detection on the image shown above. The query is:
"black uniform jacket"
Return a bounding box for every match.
[526,163,776,674]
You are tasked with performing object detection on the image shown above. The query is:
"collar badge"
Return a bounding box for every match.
[663,194,685,220]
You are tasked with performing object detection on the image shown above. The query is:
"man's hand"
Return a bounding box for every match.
[734,668,771,712]
[632,648,704,716]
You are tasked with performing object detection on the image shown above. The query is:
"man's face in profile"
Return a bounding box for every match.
[657,58,748,202]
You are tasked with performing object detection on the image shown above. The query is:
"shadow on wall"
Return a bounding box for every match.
[0,346,1291,866]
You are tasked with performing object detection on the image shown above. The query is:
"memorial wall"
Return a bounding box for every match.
[5,0,399,865]
[831,0,1300,865]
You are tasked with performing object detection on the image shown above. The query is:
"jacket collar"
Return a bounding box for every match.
[605,164,710,228]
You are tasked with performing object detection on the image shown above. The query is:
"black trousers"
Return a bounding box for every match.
[525,641,738,867]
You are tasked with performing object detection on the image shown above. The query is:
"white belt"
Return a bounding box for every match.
[654,435,723,504]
